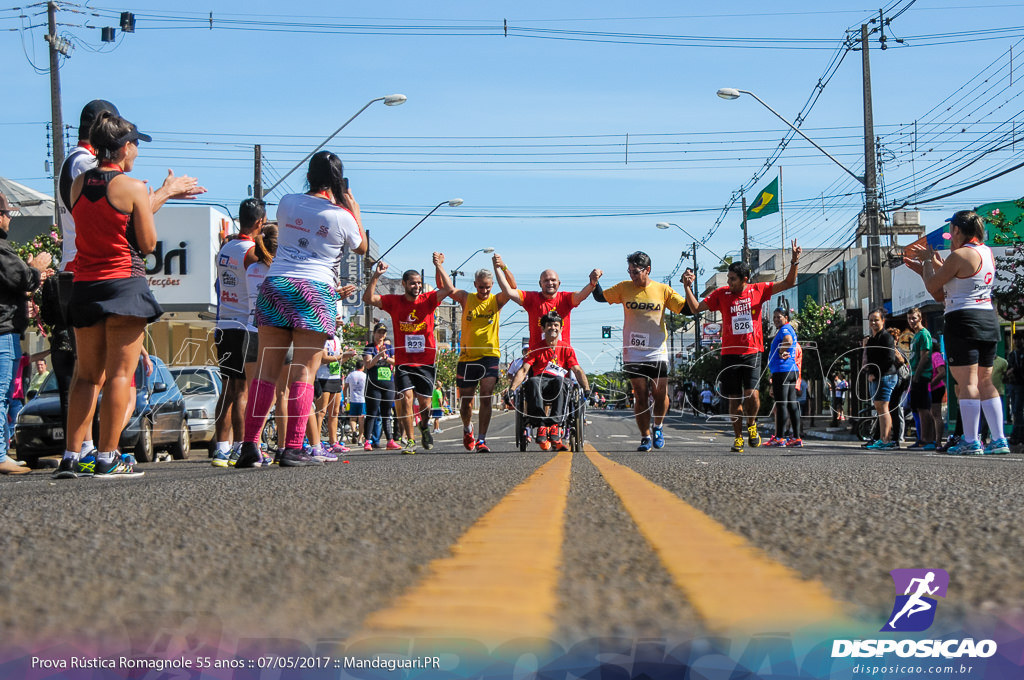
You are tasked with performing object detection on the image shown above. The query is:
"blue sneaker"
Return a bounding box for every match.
[983,437,1010,455]
[864,439,886,450]
[652,427,665,449]
[94,453,144,478]
[75,453,97,477]
[947,439,984,456]
[637,436,653,452]
[211,450,231,468]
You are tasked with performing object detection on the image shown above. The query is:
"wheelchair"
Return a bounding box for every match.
[513,380,587,452]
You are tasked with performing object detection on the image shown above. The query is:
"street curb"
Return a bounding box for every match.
[803,429,860,442]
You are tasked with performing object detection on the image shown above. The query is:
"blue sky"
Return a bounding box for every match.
[4,1,1024,371]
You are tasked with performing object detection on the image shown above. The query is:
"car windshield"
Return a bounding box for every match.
[38,372,59,394]
[170,369,218,396]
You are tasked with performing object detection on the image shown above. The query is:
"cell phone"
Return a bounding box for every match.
[341,177,349,194]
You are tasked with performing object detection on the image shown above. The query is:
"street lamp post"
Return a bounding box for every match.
[450,247,495,289]
[262,94,407,198]
[716,86,884,311]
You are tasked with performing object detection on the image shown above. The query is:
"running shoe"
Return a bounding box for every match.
[637,436,653,452]
[920,443,937,451]
[937,435,959,452]
[475,439,490,453]
[784,438,804,448]
[279,448,324,467]
[549,426,565,451]
[731,437,744,453]
[363,440,373,451]
[260,453,275,467]
[76,453,97,477]
[865,439,893,450]
[433,427,443,434]
[463,427,475,451]
[652,426,665,449]
[308,445,330,462]
[330,442,350,454]
[906,441,925,449]
[747,424,761,448]
[234,442,262,469]
[211,450,231,468]
[764,435,786,447]
[537,426,551,451]
[94,453,144,478]
[318,448,340,462]
[228,443,242,467]
[401,441,417,455]
[946,439,983,456]
[53,457,79,479]
[386,439,402,450]
[983,437,1010,455]
[420,425,434,451]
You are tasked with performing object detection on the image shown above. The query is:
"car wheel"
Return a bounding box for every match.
[134,419,155,463]
[20,454,42,469]
[168,419,190,460]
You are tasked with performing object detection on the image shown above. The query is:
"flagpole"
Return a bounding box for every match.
[741,194,750,268]
[779,166,786,262]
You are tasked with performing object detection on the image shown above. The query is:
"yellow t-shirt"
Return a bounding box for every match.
[603,280,687,363]
[459,293,501,361]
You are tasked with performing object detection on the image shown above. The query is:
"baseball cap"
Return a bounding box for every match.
[0,192,20,215]
[373,323,388,333]
[112,122,152,147]
[79,99,120,139]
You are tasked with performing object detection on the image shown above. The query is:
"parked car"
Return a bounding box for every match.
[15,355,190,468]
[169,365,221,453]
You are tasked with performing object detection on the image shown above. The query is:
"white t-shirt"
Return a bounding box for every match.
[57,145,98,272]
[344,370,367,404]
[316,337,342,380]
[246,261,270,328]
[216,237,256,330]
[268,193,362,286]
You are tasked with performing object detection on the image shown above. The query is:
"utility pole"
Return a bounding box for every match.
[692,242,701,358]
[741,195,751,268]
[364,229,374,343]
[862,23,884,311]
[46,2,66,207]
[253,145,262,200]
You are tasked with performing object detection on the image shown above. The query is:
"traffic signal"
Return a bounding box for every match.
[601,326,612,339]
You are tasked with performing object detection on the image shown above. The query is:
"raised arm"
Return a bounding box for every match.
[363,260,388,309]
[432,252,454,301]
[572,269,601,307]
[149,169,206,213]
[493,253,524,307]
[680,268,709,314]
[773,239,802,293]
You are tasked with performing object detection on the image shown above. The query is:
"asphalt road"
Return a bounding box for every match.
[2,407,1022,650]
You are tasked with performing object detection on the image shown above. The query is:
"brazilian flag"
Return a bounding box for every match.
[746,177,779,221]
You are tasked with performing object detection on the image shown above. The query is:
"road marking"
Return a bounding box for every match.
[583,443,849,634]
[357,451,572,643]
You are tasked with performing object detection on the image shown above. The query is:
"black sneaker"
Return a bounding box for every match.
[53,457,79,479]
[279,448,323,467]
[234,442,262,468]
[94,453,145,478]
[420,425,434,450]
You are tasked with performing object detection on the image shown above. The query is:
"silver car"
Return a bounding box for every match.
[169,366,222,453]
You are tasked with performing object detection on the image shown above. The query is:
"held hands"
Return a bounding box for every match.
[590,269,602,285]
[681,268,696,288]
[790,239,802,264]
[432,252,445,267]
[492,253,505,270]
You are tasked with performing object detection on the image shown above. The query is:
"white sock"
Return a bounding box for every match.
[981,397,1005,441]
[464,424,472,432]
[81,440,94,453]
[216,441,231,454]
[960,399,982,443]
[97,450,117,464]
[62,449,79,461]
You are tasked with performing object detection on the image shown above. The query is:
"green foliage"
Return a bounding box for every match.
[791,296,852,382]
[13,226,63,267]
[983,202,1024,321]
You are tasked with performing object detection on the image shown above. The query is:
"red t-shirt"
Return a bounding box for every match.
[523,342,579,378]
[521,290,578,350]
[379,290,442,366]
[703,281,774,356]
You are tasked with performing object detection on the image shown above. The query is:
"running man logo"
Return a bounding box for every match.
[881,568,949,632]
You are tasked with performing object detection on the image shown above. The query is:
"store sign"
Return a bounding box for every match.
[147,206,231,312]
[820,266,845,303]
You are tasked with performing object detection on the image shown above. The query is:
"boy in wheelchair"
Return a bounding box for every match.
[509,311,590,451]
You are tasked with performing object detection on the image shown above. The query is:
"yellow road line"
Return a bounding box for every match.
[583,444,849,634]
[358,451,572,644]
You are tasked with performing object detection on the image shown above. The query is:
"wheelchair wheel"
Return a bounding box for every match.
[570,391,586,452]
[514,389,528,451]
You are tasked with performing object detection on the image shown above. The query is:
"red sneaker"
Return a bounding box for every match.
[462,428,475,451]
[475,440,490,453]
[537,426,550,451]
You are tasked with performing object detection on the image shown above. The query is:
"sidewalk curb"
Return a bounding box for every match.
[803,429,860,442]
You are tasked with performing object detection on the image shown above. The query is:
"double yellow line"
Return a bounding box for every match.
[356,444,848,643]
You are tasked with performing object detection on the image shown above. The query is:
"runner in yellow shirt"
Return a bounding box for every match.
[593,251,688,451]
[449,260,517,452]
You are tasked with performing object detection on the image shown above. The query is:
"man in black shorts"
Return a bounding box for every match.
[450,264,516,452]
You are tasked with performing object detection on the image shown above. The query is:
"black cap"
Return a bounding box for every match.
[373,323,388,332]
[113,122,153,146]
[79,99,119,140]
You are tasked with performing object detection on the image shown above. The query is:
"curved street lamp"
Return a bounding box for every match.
[263,94,408,197]
[451,247,495,288]
[376,199,464,263]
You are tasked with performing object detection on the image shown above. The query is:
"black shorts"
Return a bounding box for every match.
[318,377,342,394]
[944,336,997,368]
[909,380,933,410]
[395,364,436,398]
[456,357,500,389]
[931,385,946,404]
[215,327,258,379]
[70,277,163,328]
[623,361,668,382]
[719,353,762,396]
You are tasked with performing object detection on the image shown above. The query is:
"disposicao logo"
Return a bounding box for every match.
[881,568,948,632]
[831,568,998,659]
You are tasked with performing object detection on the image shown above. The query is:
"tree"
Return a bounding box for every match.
[792,296,853,383]
[983,200,1024,321]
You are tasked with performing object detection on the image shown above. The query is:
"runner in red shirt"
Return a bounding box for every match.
[492,254,600,350]
[682,239,802,452]
[363,252,454,454]
[509,311,590,451]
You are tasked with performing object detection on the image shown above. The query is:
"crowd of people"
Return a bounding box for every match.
[0,100,1019,476]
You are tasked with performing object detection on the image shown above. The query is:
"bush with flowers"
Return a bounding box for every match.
[13,226,63,268]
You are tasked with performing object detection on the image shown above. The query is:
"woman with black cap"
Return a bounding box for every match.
[363,323,400,450]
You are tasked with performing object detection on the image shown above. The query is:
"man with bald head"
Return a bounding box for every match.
[494,255,599,350]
